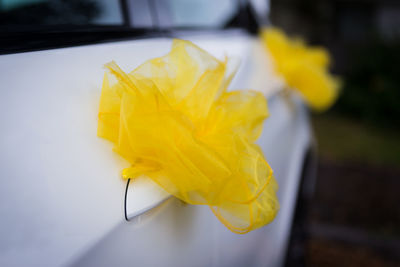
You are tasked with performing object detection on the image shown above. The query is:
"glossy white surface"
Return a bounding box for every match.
[0,31,309,267]
[71,94,311,267]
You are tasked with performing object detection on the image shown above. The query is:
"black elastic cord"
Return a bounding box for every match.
[124,178,131,221]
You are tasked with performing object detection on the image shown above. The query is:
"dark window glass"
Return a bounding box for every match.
[0,0,124,28]
[154,0,240,28]
[0,0,254,54]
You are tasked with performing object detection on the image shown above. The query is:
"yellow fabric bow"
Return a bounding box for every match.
[261,27,340,111]
[98,39,279,234]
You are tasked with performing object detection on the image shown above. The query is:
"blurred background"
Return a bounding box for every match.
[270,1,400,266]
[1,0,399,266]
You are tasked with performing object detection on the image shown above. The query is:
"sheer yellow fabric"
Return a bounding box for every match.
[97,39,279,234]
[261,27,340,111]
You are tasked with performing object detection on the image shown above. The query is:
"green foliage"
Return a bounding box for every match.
[312,114,400,167]
[334,39,400,129]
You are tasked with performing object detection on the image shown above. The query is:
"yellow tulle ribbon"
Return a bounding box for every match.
[261,27,340,111]
[97,39,279,234]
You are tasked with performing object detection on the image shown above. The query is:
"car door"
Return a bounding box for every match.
[0,1,312,266]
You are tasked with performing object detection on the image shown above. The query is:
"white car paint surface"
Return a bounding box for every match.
[0,31,311,267]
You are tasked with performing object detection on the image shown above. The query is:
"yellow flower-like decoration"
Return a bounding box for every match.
[261,27,340,111]
[97,39,279,234]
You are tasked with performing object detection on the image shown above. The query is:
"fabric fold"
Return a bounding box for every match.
[98,39,279,233]
[261,27,340,111]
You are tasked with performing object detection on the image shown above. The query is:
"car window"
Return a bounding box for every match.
[127,0,155,28]
[155,0,240,28]
[0,0,252,54]
[0,0,124,28]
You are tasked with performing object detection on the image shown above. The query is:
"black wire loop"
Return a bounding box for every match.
[124,178,131,221]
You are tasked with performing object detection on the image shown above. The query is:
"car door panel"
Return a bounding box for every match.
[0,31,310,267]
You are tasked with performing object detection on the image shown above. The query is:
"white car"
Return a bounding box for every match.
[0,0,315,266]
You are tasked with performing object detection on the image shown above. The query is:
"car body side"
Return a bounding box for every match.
[0,28,313,266]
